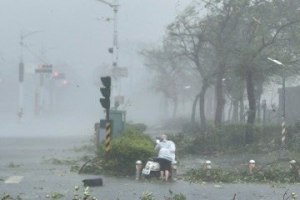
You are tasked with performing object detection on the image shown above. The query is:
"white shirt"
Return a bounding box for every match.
[155,140,176,162]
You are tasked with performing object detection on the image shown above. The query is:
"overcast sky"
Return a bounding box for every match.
[0,0,194,126]
[0,0,192,68]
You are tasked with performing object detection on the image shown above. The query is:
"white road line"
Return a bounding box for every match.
[4,176,24,184]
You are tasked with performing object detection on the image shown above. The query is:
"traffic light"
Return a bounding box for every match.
[19,62,24,82]
[54,71,59,77]
[108,47,113,54]
[62,80,68,85]
[100,76,111,117]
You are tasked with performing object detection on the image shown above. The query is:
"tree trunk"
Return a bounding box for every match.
[164,96,168,116]
[245,69,256,144]
[232,100,239,123]
[255,82,263,122]
[172,96,178,118]
[191,93,200,124]
[214,63,225,125]
[199,84,208,131]
[227,101,232,123]
[239,97,245,123]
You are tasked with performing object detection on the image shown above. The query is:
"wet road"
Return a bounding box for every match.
[1,136,299,200]
[0,114,299,200]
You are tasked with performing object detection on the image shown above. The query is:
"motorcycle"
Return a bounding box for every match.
[141,157,177,180]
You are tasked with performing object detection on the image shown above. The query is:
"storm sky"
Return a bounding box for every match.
[1,0,191,65]
[0,0,193,127]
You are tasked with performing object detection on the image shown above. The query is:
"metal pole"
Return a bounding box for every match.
[267,57,288,154]
[19,30,42,118]
[113,3,118,68]
[281,74,286,147]
[19,33,24,115]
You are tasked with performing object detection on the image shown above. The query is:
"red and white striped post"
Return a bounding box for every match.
[281,68,286,149]
[281,116,286,147]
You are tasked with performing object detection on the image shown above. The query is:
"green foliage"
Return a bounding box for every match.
[139,192,154,200]
[7,162,20,168]
[286,121,300,152]
[184,164,300,184]
[1,193,22,200]
[165,190,186,200]
[96,123,156,176]
[139,190,186,200]
[45,192,65,199]
[42,158,77,165]
[129,123,147,132]
[163,119,300,156]
[184,168,239,183]
[73,186,97,200]
[176,123,285,155]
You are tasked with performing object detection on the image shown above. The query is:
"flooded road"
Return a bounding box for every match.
[1,136,299,200]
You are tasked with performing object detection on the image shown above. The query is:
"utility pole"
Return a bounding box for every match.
[96,0,119,69]
[19,30,41,119]
[96,0,121,109]
[267,57,289,161]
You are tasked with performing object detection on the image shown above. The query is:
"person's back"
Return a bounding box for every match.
[157,140,174,161]
[154,134,176,181]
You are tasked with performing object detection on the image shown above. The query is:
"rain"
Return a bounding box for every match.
[1,0,300,199]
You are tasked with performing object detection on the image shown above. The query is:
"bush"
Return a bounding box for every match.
[184,166,300,184]
[97,123,156,176]
[172,123,285,155]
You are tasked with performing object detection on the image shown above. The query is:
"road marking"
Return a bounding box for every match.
[4,176,24,184]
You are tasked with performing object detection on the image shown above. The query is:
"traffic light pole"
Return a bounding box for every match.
[100,76,111,152]
[19,34,24,118]
[96,0,120,107]
[18,30,42,119]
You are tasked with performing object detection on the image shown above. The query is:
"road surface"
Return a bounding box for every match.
[0,116,299,199]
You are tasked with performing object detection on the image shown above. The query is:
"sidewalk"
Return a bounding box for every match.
[178,152,294,175]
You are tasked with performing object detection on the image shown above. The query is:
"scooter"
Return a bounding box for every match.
[141,157,161,178]
[141,157,177,180]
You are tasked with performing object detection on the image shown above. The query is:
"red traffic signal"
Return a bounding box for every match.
[54,71,59,77]
[63,80,68,85]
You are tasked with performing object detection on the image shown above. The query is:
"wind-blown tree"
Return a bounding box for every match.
[141,0,300,139]
[165,4,217,131]
[228,0,300,143]
[222,67,246,123]
[140,42,192,118]
[198,0,249,126]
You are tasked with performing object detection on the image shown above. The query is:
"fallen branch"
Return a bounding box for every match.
[232,194,236,200]
[283,189,289,200]
[78,156,100,174]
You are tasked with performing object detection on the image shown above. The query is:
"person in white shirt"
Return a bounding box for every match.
[155,134,176,181]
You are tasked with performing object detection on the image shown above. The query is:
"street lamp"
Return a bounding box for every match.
[95,0,119,69]
[95,0,121,109]
[19,30,42,119]
[267,57,289,160]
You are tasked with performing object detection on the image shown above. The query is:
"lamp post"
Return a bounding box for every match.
[19,30,41,118]
[267,57,289,160]
[95,0,120,108]
[95,0,119,70]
